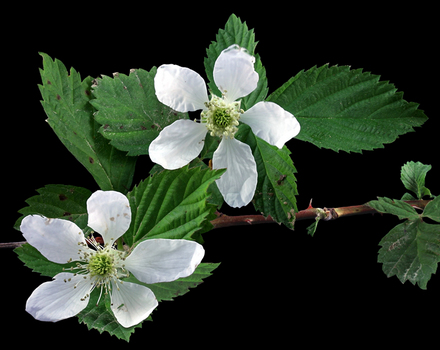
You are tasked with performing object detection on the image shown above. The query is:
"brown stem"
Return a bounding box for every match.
[1,199,432,248]
[210,199,431,229]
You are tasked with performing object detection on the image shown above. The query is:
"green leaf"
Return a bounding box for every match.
[13,184,91,278]
[38,53,136,193]
[124,166,226,246]
[267,65,427,153]
[423,196,440,223]
[378,220,440,289]
[77,288,143,341]
[306,220,319,237]
[77,262,219,341]
[91,68,188,156]
[15,243,77,278]
[125,262,220,303]
[204,13,268,110]
[400,161,432,200]
[14,184,90,231]
[368,197,420,221]
[237,124,298,228]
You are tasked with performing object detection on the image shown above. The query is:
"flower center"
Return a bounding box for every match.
[201,95,242,138]
[89,250,115,277]
[213,108,231,128]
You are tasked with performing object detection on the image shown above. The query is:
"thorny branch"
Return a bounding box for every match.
[210,199,431,228]
[0,199,432,249]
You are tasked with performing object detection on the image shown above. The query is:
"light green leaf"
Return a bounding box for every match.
[124,166,226,246]
[237,124,298,228]
[91,68,188,156]
[204,13,268,110]
[306,220,319,237]
[267,64,427,153]
[400,161,432,200]
[378,220,440,289]
[39,53,136,193]
[423,196,440,223]
[368,197,420,221]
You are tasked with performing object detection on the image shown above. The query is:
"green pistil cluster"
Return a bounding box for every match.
[89,250,115,277]
[202,95,242,138]
[63,239,129,304]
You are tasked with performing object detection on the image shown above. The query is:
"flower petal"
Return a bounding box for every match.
[240,101,301,148]
[212,137,258,208]
[87,190,131,245]
[123,239,205,284]
[110,281,158,328]
[149,119,208,170]
[213,44,259,103]
[155,64,209,112]
[20,215,90,264]
[26,273,93,322]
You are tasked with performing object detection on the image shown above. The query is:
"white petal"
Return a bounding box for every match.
[155,64,209,112]
[20,215,90,264]
[123,239,205,284]
[149,119,208,170]
[212,137,258,208]
[26,273,93,322]
[213,44,259,103]
[110,281,158,328]
[87,190,131,245]
[240,101,301,148]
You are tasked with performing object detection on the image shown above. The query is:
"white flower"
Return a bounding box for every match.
[20,190,204,328]
[149,44,300,208]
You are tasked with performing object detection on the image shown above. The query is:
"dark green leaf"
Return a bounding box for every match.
[368,197,420,221]
[400,161,432,199]
[378,220,440,289]
[14,184,90,231]
[267,65,427,153]
[15,243,77,278]
[423,196,440,223]
[77,289,142,342]
[204,13,268,110]
[237,124,297,228]
[77,262,219,341]
[38,53,136,193]
[124,166,226,246]
[91,68,188,156]
[125,262,220,302]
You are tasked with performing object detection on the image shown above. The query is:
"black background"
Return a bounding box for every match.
[4,3,438,347]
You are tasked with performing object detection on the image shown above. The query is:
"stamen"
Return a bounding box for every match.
[201,95,242,138]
